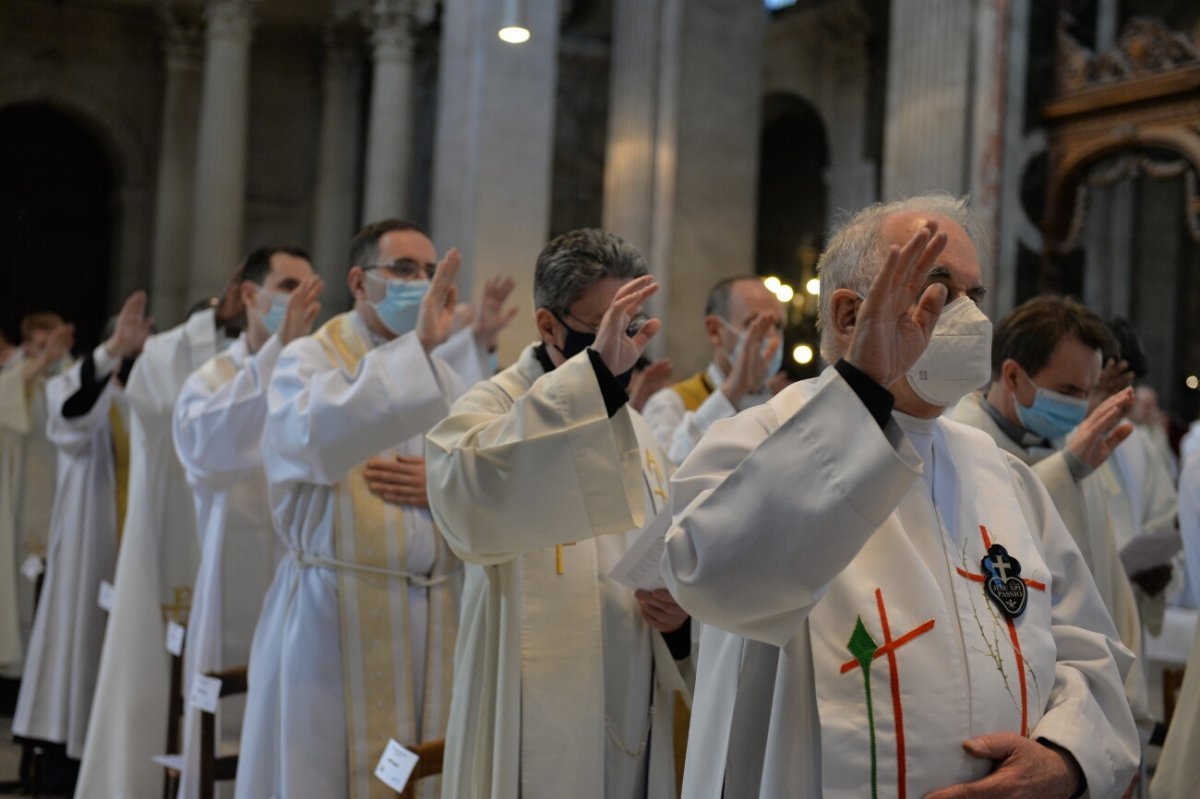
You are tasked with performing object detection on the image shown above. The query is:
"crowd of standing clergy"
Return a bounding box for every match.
[1,192,1199,798]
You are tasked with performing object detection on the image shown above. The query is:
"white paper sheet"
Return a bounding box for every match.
[609,507,672,591]
[1120,529,1183,576]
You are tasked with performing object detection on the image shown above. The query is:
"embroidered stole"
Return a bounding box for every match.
[313,314,458,799]
[807,421,1057,799]
[670,372,713,413]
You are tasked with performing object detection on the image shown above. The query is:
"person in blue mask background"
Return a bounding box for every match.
[641,275,783,465]
[950,294,1160,769]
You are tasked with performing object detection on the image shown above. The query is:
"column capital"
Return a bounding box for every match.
[363,0,431,61]
[157,0,205,67]
[204,0,258,45]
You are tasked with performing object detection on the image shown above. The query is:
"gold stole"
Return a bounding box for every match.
[313,314,457,799]
[108,402,130,544]
[669,371,713,412]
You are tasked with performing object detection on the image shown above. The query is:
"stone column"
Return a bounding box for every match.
[151,3,204,325]
[188,0,256,301]
[360,0,418,223]
[311,23,363,314]
[601,0,765,374]
[430,0,560,365]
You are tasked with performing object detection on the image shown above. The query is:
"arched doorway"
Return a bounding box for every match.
[0,103,116,350]
[755,92,829,378]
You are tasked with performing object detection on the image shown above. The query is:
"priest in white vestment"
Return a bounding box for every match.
[12,293,147,758]
[0,313,73,677]
[949,295,1157,745]
[171,248,322,799]
[76,286,240,798]
[665,197,1139,799]
[237,219,509,799]
[641,276,781,465]
[427,229,692,799]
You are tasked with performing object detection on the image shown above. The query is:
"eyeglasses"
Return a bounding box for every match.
[364,258,437,281]
[556,309,649,337]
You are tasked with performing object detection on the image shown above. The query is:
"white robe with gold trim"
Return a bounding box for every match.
[12,357,123,756]
[236,312,464,799]
[0,352,59,677]
[426,343,688,799]
[172,333,284,799]
[76,309,218,798]
[665,370,1138,798]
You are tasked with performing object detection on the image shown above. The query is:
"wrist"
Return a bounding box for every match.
[721,379,746,404]
[1039,739,1084,798]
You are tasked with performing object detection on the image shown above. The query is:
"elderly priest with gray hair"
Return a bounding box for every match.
[663,195,1139,799]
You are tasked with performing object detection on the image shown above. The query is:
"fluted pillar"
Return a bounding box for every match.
[361,0,417,222]
[151,3,204,325]
[188,0,256,299]
[312,23,364,313]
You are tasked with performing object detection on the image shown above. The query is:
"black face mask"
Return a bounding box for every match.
[550,311,636,389]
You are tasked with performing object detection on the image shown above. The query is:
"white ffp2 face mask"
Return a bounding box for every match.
[905,296,993,408]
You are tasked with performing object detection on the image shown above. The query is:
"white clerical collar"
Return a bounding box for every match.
[892,409,938,437]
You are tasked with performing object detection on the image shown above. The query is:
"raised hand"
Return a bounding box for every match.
[364,455,428,508]
[1067,386,1134,470]
[591,275,661,377]
[416,248,461,352]
[628,359,673,412]
[1088,357,1135,413]
[844,222,948,388]
[923,733,1083,799]
[280,276,324,344]
[106,290,154,359]
[722,311,781,403]
[473,275,519,349]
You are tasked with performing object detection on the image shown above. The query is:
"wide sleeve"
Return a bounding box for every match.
[431,326,490,390]
[44,360,111,455]
[425,350,645,566]
[1009,456,1140,798]
[264,331,451,487]
[172,336,283,487]
[661,373,922,648]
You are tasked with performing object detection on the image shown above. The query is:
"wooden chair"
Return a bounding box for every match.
[198,665,249,799]
[161,643,185,799]
[397,738,444,799]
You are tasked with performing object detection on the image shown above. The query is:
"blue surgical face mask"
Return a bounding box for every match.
[721,319,784,382]
[1014,371,1089,441]
[260,290,289,335]
[367,272,429,336]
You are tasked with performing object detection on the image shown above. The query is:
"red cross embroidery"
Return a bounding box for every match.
[840,587,936,799]
[954,524,1047,736]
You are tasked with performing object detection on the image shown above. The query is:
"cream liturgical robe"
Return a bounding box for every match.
[665,369,1139,799]
[1150,614,1200,797]
[12,351,126,757]
[77,309,219,798]
[172,333,285,799]
[0,352,61,677]
[237,312,464,799]
[425,344,688,799]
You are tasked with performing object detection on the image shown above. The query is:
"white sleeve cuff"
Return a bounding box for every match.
[93,344,118,378]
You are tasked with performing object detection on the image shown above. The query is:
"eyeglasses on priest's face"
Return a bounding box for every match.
[364,258,437,282]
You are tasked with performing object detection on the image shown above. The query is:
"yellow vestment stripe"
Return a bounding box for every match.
[669,372,713,412]
[313,314,411,799]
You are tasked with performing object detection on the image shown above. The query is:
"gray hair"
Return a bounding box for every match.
[817,193,984,360]
[534,229,649,313]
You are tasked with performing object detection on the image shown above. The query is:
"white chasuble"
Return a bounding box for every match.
[237,312,462,799]
[0,353,60,676]
[426,343,688,799]
[12,357,124,757]
[76,309,218,799]
[807,413,1056,797]
[665,370,1139,799]
[172,334,284,799]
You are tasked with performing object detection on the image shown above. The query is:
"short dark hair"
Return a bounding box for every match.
[704,275,761,319]
[241,246,311,286]
[349,219,429,271]
[992,295,1117,380]
[533,229,648,313]
[1107,317,1148,379]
